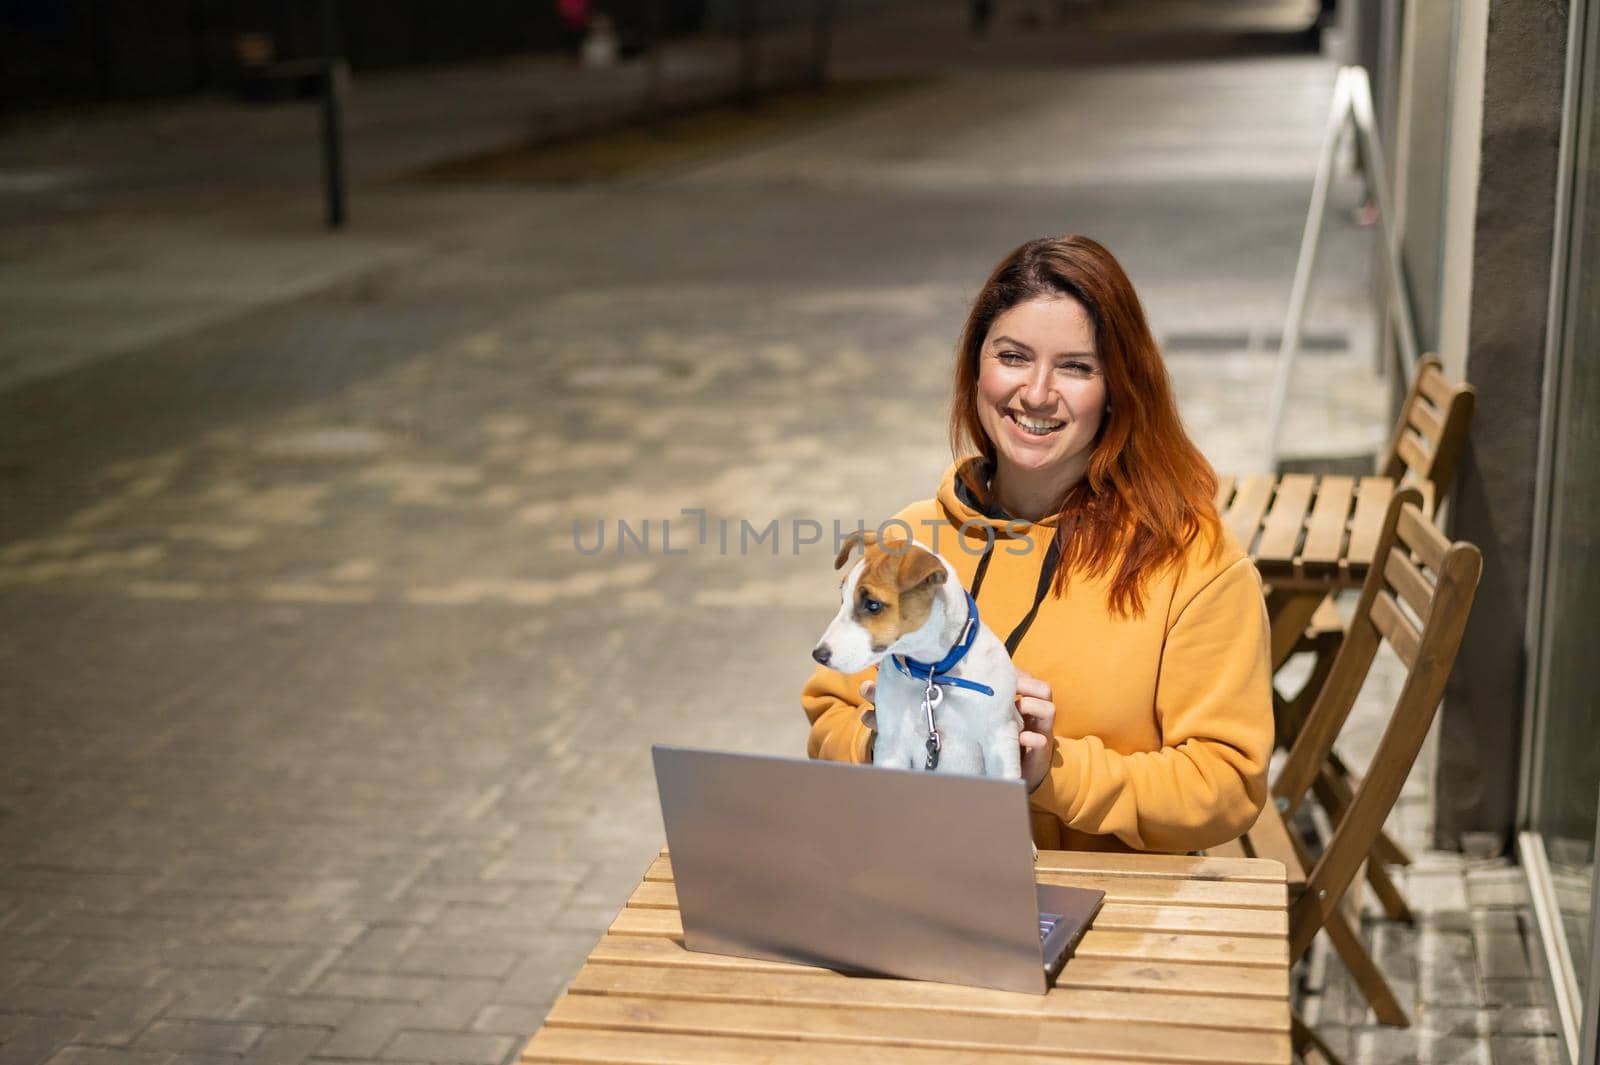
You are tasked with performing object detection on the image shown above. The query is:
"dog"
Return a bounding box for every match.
[812,530,1022,779]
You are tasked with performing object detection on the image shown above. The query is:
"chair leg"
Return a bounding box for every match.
[1323,908,1410,1027]
[1363,854,1415,924]
[1266,589,1327,671]
[1278,640,1339,748]
[1322,754,1412,865]
[1292,1012,1345,1065]
[1308,769,1415,922]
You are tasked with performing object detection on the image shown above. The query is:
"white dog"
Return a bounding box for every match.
[812,531,1022,778]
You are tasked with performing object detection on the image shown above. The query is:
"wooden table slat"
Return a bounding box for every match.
[588,930,1284,999]
[1252,474,1315,567]
[564,961,1291,1033]
[625,883,1287,938]
[526,1026,1138,1065]
[1222,474,1275,551]
[542,993,1292,1065]
[1031,850,1288,884]
[646,856,1286,904]
[1213,474,1236,512]
[1344,478,1395,570]
[608,908,1284,969]
[1299,475,1355,569]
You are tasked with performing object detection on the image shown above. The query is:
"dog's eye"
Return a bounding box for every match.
[861,596,884,615]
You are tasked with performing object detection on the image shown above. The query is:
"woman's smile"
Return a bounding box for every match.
[1004,409,1068,436]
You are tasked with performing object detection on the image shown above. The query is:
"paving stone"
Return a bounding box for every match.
[155,987,243,1023]
[335,928,423,973]
[0,986,120,1019]
[223,997,357,1027]
[1402,871,1470,915]
[403,980,501,1032]
[1,937,73,964]
[392,947,519,980]
[0,1016,89,1065]
[309,1005,417,1059]
[1485,1006,1560,1036]
[469,1004,551,1036]
[258,948,344,996]
[1352,1027,1490,1064]
[1466,872,1532,909]
[306,972,447,1003]
[1480,978,1554,1008]
[378,1031,515,1065]
[1414,1006,1492,1038]
[1472,929,1532,979]
[40,1048,174,1065]
[1490,1035,1565,1065]
[133,1021,265,1055]
[77,990,181,1047]
[239,1025,331,1065]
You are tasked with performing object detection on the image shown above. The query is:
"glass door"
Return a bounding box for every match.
[1525,0,1600,1056]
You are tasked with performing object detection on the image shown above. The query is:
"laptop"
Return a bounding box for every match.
[651,745,1104,995]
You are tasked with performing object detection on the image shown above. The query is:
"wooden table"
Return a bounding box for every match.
[521,850,1291,1065]
[1216,472,1425,670]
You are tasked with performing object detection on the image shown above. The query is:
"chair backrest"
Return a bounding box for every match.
[1377,354,1476,509]
[1271,488,1483,961]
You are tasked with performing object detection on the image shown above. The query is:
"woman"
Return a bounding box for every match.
[801,235,1273,854]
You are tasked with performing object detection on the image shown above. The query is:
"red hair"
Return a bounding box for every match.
[949,235,1220,617]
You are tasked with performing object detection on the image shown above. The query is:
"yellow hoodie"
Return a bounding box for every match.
[801,458,1273,854]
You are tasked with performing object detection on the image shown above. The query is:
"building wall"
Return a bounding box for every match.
[1433,0,1571,851]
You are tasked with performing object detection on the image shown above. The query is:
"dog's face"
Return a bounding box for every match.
[811,531,948,673]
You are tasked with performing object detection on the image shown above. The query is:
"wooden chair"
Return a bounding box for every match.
[1279,353,1476,731]
[1273,354,1477,922]
[1213,489,1483,1059]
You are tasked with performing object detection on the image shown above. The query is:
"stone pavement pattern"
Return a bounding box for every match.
[0,3,1562,1064]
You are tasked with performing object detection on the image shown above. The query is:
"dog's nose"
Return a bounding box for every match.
[812,645,831,666]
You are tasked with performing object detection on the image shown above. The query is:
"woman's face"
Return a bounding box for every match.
[975,295,1108,486]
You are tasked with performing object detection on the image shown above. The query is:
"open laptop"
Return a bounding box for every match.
[651,745,1104,995]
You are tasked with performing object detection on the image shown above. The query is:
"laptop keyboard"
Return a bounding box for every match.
[1039,912,1062,942]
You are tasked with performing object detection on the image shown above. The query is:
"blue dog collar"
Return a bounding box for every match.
[890,589,996,698]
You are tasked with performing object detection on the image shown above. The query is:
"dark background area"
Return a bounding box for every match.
[0,0,718,109]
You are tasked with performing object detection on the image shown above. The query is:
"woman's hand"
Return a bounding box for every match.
[1016,669,1057,792]
[858,680,879,730]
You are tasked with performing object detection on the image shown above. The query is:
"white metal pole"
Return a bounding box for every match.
[1264,67,1354,469]
[1347,66,1421,386]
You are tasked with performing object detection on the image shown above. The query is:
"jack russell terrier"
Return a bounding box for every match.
[812,530,1022,779]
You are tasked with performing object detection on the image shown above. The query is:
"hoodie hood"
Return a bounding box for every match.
[937,457,1064,548]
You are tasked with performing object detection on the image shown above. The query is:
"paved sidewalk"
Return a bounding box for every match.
[0,4,1565,1064]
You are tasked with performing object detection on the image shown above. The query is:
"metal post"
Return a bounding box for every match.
[737,0,761,104]
[644,0,666,119]
[319,0,347,229]
[810,0,836,90]
[1347,68,1420,386]
[1263,68,1353,468]
[89,0,112,100]
[1263,65,1422,470]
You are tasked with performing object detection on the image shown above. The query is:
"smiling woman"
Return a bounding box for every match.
[802,235,1275,855]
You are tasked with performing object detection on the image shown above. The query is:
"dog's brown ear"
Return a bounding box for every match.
[896,545,947,591]
[834,529,877,570]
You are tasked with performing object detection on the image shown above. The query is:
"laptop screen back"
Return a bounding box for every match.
[652,746,1050,994]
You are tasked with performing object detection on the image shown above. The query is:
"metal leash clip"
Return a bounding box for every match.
[922,680,943,770]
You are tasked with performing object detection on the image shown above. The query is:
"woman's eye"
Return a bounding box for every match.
[1058,361,1097,378]
[997,352,1027,365]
